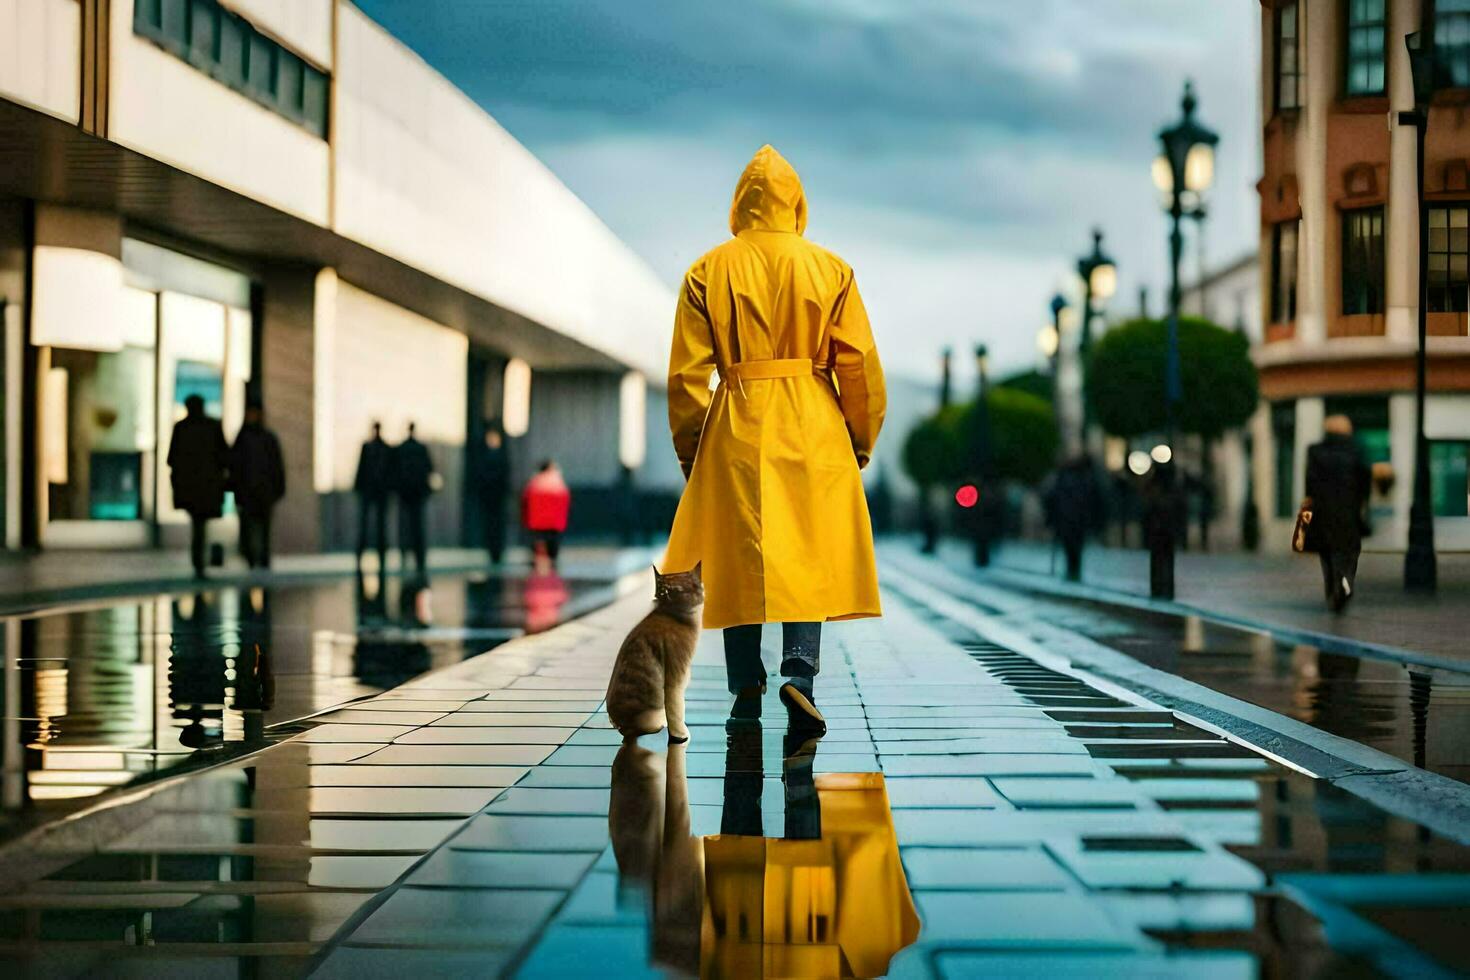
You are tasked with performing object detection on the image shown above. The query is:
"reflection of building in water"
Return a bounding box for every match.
[702,773,920,979]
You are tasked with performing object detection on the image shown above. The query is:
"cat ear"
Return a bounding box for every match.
[691,561,702,580]
[651,564,661,580]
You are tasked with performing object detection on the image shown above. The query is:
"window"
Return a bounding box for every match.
[1271,220,1299,323]
[134,0,328,139]
[1273,401,1297,518]
[1437,0,1470,88]
[1277,1,1302,110]
[1430,441,1470,516]
[1428,205,1470,312]
[1345,0,1386,95]
[1341,207,1385,315]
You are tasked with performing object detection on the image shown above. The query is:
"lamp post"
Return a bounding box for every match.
[1402,31,1438,592]
[1153,80,1218,453]
[1076,229,1116,449]
[971,343,992,566]
[939,346,953,409]
[1043,295,1066,427]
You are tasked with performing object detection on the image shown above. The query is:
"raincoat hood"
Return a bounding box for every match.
[729,144,807,236]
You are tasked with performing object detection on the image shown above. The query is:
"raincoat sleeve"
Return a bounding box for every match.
[828,272,886,469]
[668,263,717,479]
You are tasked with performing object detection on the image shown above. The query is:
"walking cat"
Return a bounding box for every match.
[606,565,702,742]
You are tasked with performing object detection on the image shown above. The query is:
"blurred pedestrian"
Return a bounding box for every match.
[354,422,393,568]
[1142,461,1185,600]
[167,394,229,578]
[228,399,285,569]
[394,422,437,573]
[522,459,571,569]
[1305,414,1370,612]
[663,145,886,735]
[1043,455,1103,582]
[471,423,512,564]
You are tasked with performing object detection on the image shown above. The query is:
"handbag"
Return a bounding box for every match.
[1292,497,1315,554]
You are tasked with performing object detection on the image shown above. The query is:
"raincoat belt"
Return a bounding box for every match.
[723,358,821,382]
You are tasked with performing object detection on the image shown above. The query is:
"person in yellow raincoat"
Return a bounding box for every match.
[663,145,886,733]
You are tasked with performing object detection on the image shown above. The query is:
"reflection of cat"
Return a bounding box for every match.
[605,566,702,742]
[608,743,704,976]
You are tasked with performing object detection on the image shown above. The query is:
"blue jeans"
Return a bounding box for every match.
[722,622,821,693]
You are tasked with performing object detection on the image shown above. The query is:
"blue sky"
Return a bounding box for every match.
[354,0,1259,382]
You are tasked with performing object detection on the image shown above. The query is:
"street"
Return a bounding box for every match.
[0,548,1467,977]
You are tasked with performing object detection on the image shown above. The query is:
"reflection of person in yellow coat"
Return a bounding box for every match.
[663,145,887,732]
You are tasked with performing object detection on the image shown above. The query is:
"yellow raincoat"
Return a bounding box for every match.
[664,146,886,630]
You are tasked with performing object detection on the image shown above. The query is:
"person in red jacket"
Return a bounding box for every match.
[521,459,571,569]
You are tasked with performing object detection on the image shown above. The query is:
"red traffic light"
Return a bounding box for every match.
[955,484,979,508]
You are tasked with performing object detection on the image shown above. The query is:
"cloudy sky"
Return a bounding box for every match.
[354,0,1260,383]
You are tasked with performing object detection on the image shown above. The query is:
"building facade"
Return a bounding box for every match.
[0,0,680,554]
[1256,0,1470,552]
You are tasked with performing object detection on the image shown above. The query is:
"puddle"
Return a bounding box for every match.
[1075,607,1470,786]
[0,570,614,833]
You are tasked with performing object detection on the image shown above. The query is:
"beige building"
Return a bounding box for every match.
[1255,0,1470,552]
[0,0,679,554]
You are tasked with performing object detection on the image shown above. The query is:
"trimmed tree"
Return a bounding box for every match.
[1085,316,1257,439]
[958,387,1058,486]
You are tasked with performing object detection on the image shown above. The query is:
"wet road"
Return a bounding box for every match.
[0,569,617,837]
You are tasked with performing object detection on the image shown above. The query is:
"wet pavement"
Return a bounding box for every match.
[0,567,619,839]
[1,563,1468,977]
[918,545,1470,790]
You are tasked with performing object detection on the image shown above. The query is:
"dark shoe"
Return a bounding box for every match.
[729,682,765,724]
[779,683,825,735]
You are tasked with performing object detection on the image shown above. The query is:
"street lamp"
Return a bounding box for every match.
[1044,294,1066,451]
[1402,32,1438,592]
[1154,80,1218,452]
[1076,229,1116,446]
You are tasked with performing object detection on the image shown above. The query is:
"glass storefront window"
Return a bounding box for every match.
[1431,441,1470,518]
[45,290,158,523]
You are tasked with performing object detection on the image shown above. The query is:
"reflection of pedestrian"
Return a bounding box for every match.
[228,400,286,569]
[168,593,225,749]
[521,460,571,568]
[1142,462,1185,600]
[471,424,511,564]
[663,146,886,737]
[167,394,228,578]
[354,422,392,567]
[1043,455,1103,582]
[235,588,276,742]
[394,422,436,573]
[1306,415,1370,612]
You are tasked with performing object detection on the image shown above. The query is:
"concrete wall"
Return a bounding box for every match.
[107,0,331,224]
[332,3,672,379]
[0,0,79,123]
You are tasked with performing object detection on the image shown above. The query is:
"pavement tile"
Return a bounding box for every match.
[355,744,553,767]
[991,777,1147,809]
[306,855,422,889]
[1046,839,1265,891]
[451,814,610,851]
[394,726,580,745]
[295,724,420,744]
[311,710,447,726]
[884,777,1010,809]
[880,755,1103,778]
[305,765,528,788]
[930,950,1255,979]
[876,737,1091,756]
[353,699,469,712]
[433,711,593,727]
[348,886,564,946]
[484,788,612,815]
[294,787,504,816]
[517,766,614,789]
[315,947,516,980]
[511,924,660,979]
[892,809,1187,847]
[901,847,1072,890]
[458,700,603,712]
[913,891,1146,947]
[407,849,598,889]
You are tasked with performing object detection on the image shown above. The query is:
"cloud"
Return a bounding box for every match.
[354,0,1260,378]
